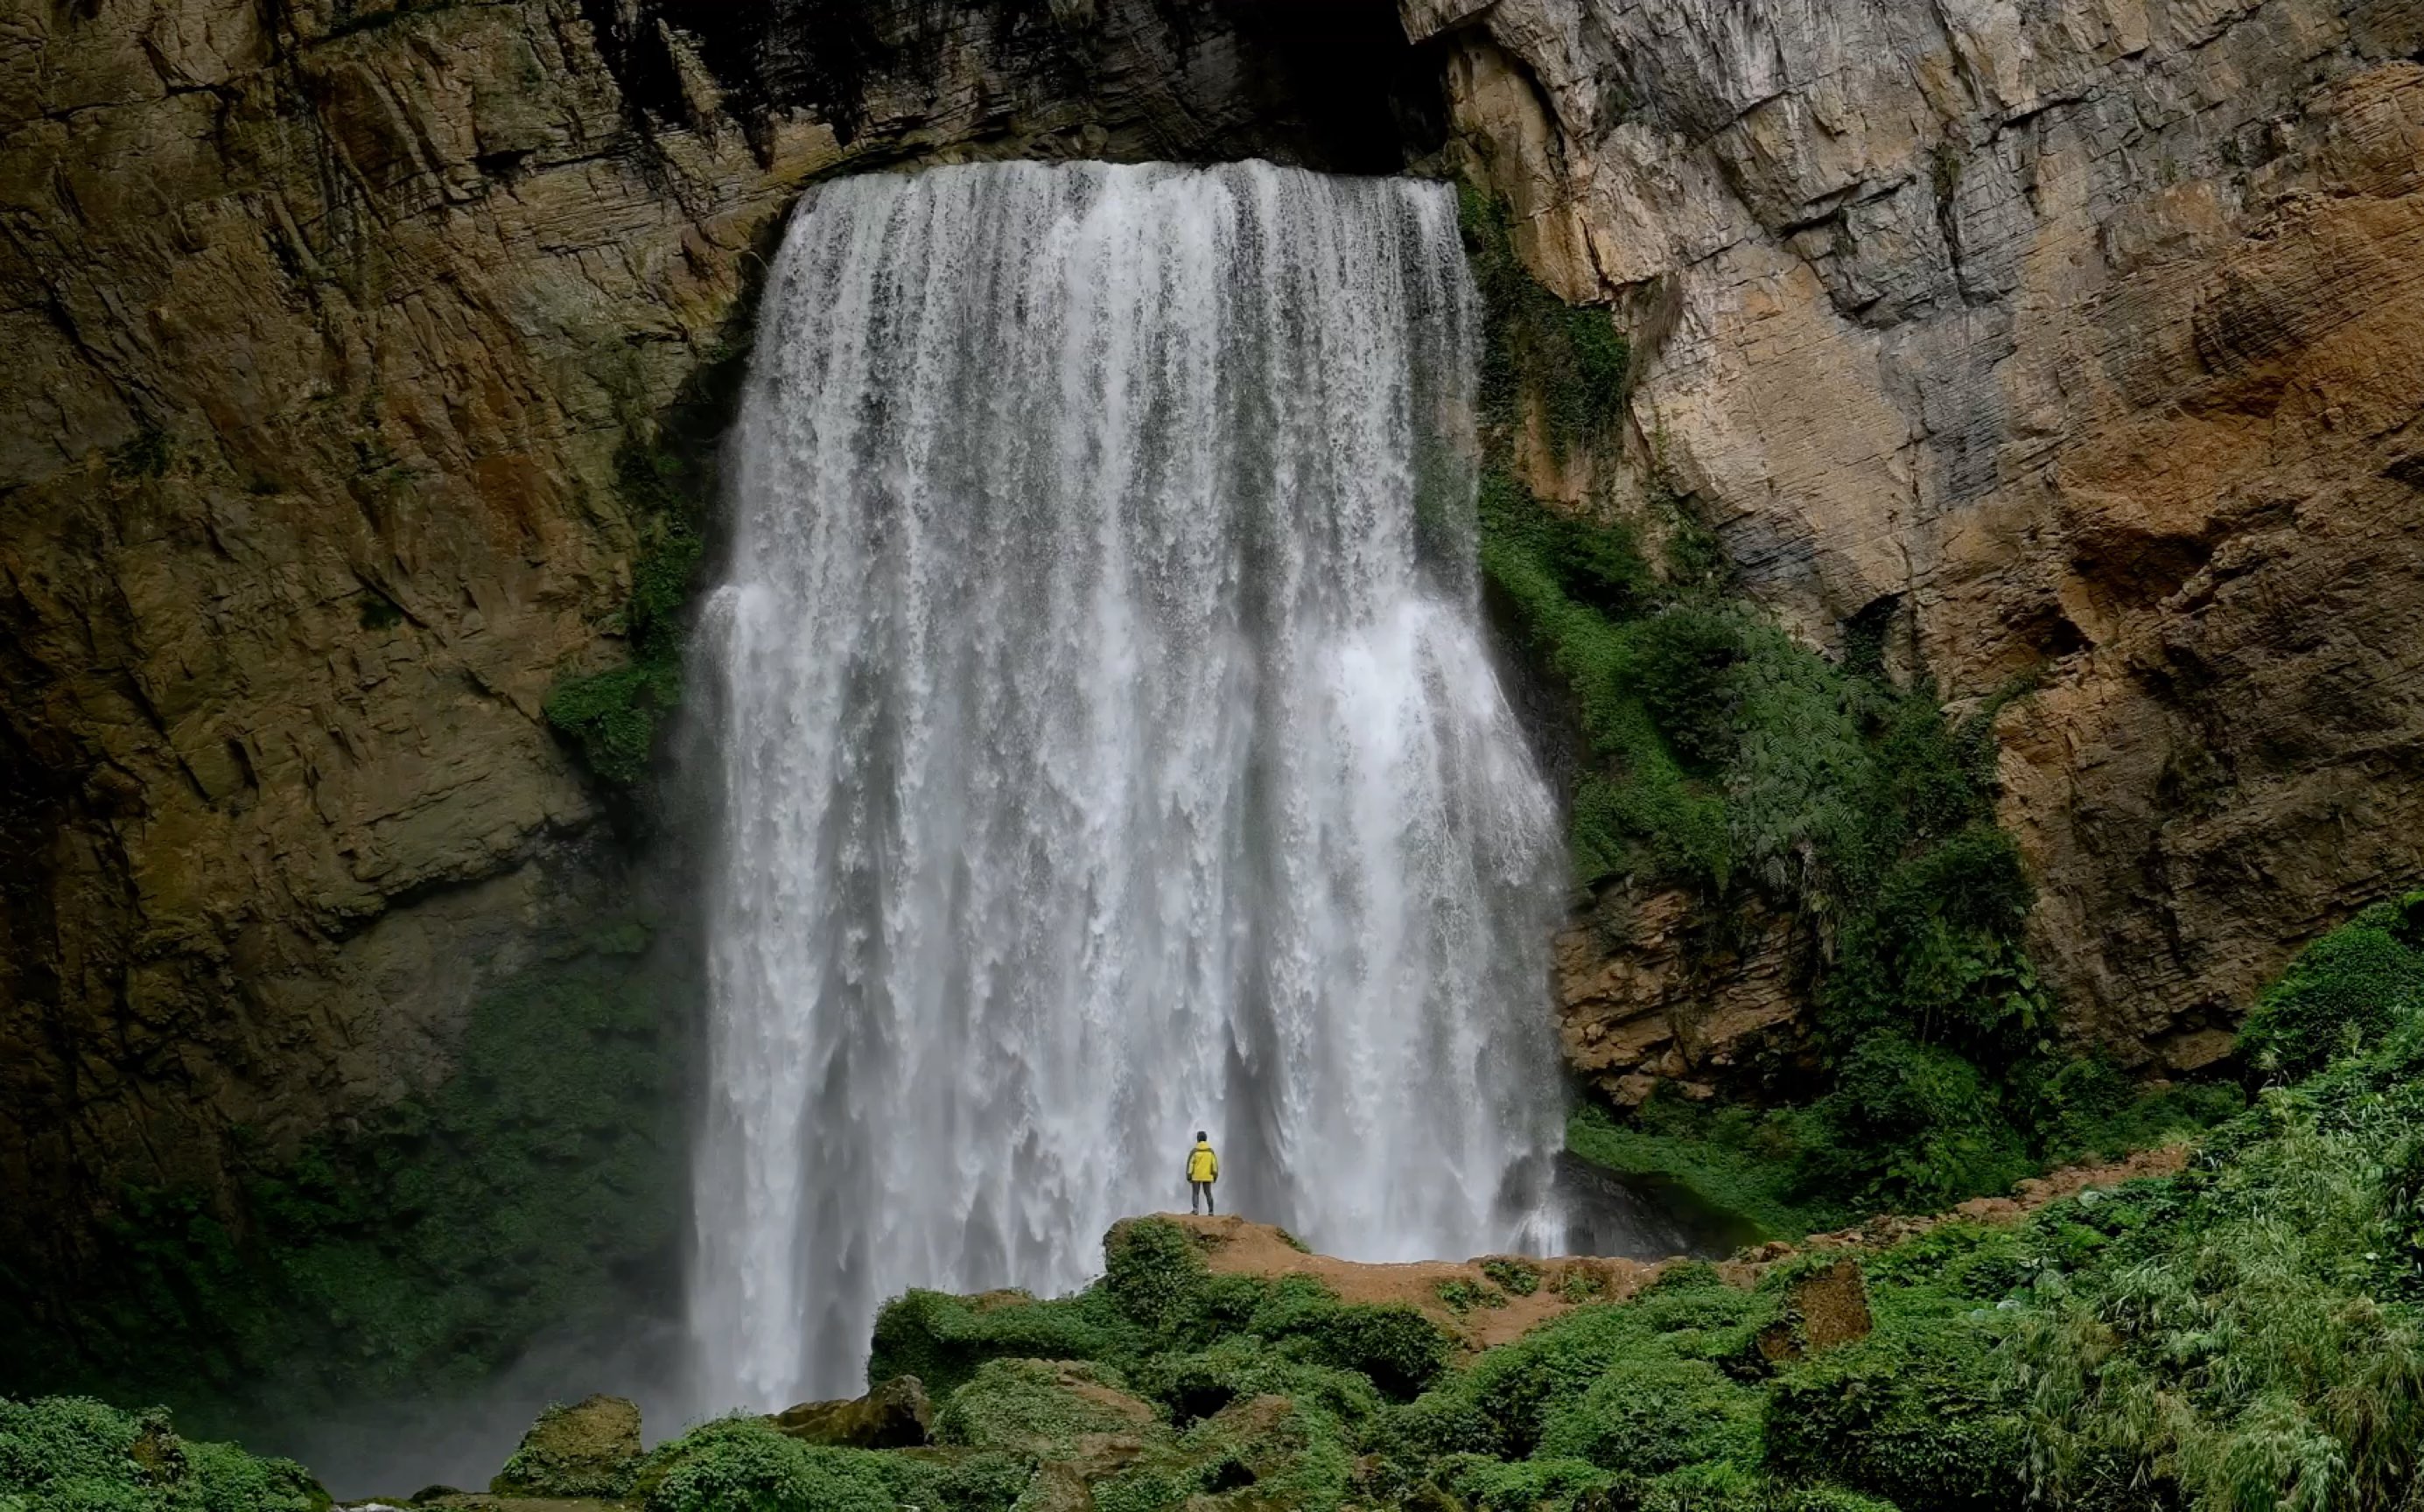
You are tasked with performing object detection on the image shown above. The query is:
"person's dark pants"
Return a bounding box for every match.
[1191,1180,1215,1214]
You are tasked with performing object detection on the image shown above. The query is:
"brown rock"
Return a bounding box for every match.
[490,1395,641,1499]
[1756,1259,1874,1363]
[771,1375,934,1449]
[1434,0,2424,1080]
[1554,881,1805,1103]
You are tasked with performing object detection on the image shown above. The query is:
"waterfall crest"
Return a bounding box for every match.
[690,161,1568,1405]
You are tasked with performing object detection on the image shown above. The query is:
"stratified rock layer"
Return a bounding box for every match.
[1416,0,2424,1079]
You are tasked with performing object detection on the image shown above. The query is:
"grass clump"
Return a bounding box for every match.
[1480,1258,1543,1298]
[1436,1278,1508,1314]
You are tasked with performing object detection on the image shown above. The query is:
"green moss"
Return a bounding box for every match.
[1460,189,1629,459]
[544,278,760,791]
[0,1397,326,1512]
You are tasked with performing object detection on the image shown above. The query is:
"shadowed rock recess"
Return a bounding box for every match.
[2,0,2420,1419]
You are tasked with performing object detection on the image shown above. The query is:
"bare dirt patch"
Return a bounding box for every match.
[1157,1144,2189,1351]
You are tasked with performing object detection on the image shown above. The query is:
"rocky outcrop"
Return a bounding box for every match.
[0,0,1434,1286]
[772,1376,935,1450]
[1554,880,1808,1104]
[1419,0,2424,1062]
[489,1394,641,1499]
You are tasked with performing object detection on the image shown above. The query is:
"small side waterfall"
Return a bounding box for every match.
[688,161,1571,1406]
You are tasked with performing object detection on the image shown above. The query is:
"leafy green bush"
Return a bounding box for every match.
[0,1397,324,1512]
[2236,892,2424,1078]
[639,1417,892,1512]
[1103,1218,1207,1331]
[1480,1258,1542,1298]
[1766,1316,2023,1511]
[865,1289,1132,1398]
[1797,1036,2035,1215]
[1531,1354,1760,1475]
[1279,1303,1456,1401]
[1441,1452,1615,1512]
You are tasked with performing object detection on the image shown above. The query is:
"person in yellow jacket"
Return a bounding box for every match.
[1185,1131,1220,1215]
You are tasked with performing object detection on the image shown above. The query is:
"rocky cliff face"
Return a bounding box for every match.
[1417,0,2424,1085]
[0,0,1434,1282]
[4,0,2420,1296]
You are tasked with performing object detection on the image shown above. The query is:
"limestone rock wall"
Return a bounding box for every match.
[1415,0,2424,1073]
[0,0,1433,1258]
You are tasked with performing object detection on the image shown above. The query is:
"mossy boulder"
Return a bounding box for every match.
[934,1359,1162,1460]
[491,1395,643,1498]
[1755,1259,1874,1364]
[771,1375,934,1449]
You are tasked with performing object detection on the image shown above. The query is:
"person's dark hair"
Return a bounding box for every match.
[1195,1130,1207,1141]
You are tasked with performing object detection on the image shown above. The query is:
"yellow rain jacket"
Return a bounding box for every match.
[1187,1142,1219,1182]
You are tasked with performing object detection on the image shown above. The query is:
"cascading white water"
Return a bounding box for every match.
[688,160,1571,1407]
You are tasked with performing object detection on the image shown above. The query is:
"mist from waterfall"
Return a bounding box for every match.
[687,160,1572,1408]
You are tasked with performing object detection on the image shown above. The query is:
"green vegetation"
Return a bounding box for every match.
[871,918,2424,1509]
[544,295,760,790]
[1460,189,1629,459]
[1434,1279,1508,1315]
[103,428,172,480]
[1478,1258,1541,1298]
[15,909,2420,1509]
[0,1397,326,1512]
[543,440,707,786]
[1458,187,2245,1230]
[2236,891,2424,1079]
[0,928,690,1427]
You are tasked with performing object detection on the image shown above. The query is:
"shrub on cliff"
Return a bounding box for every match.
[661,1431,1023,1512]
[2236,890,2424,1079]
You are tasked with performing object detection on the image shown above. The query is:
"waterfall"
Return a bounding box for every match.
[688,160,1570,1407]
